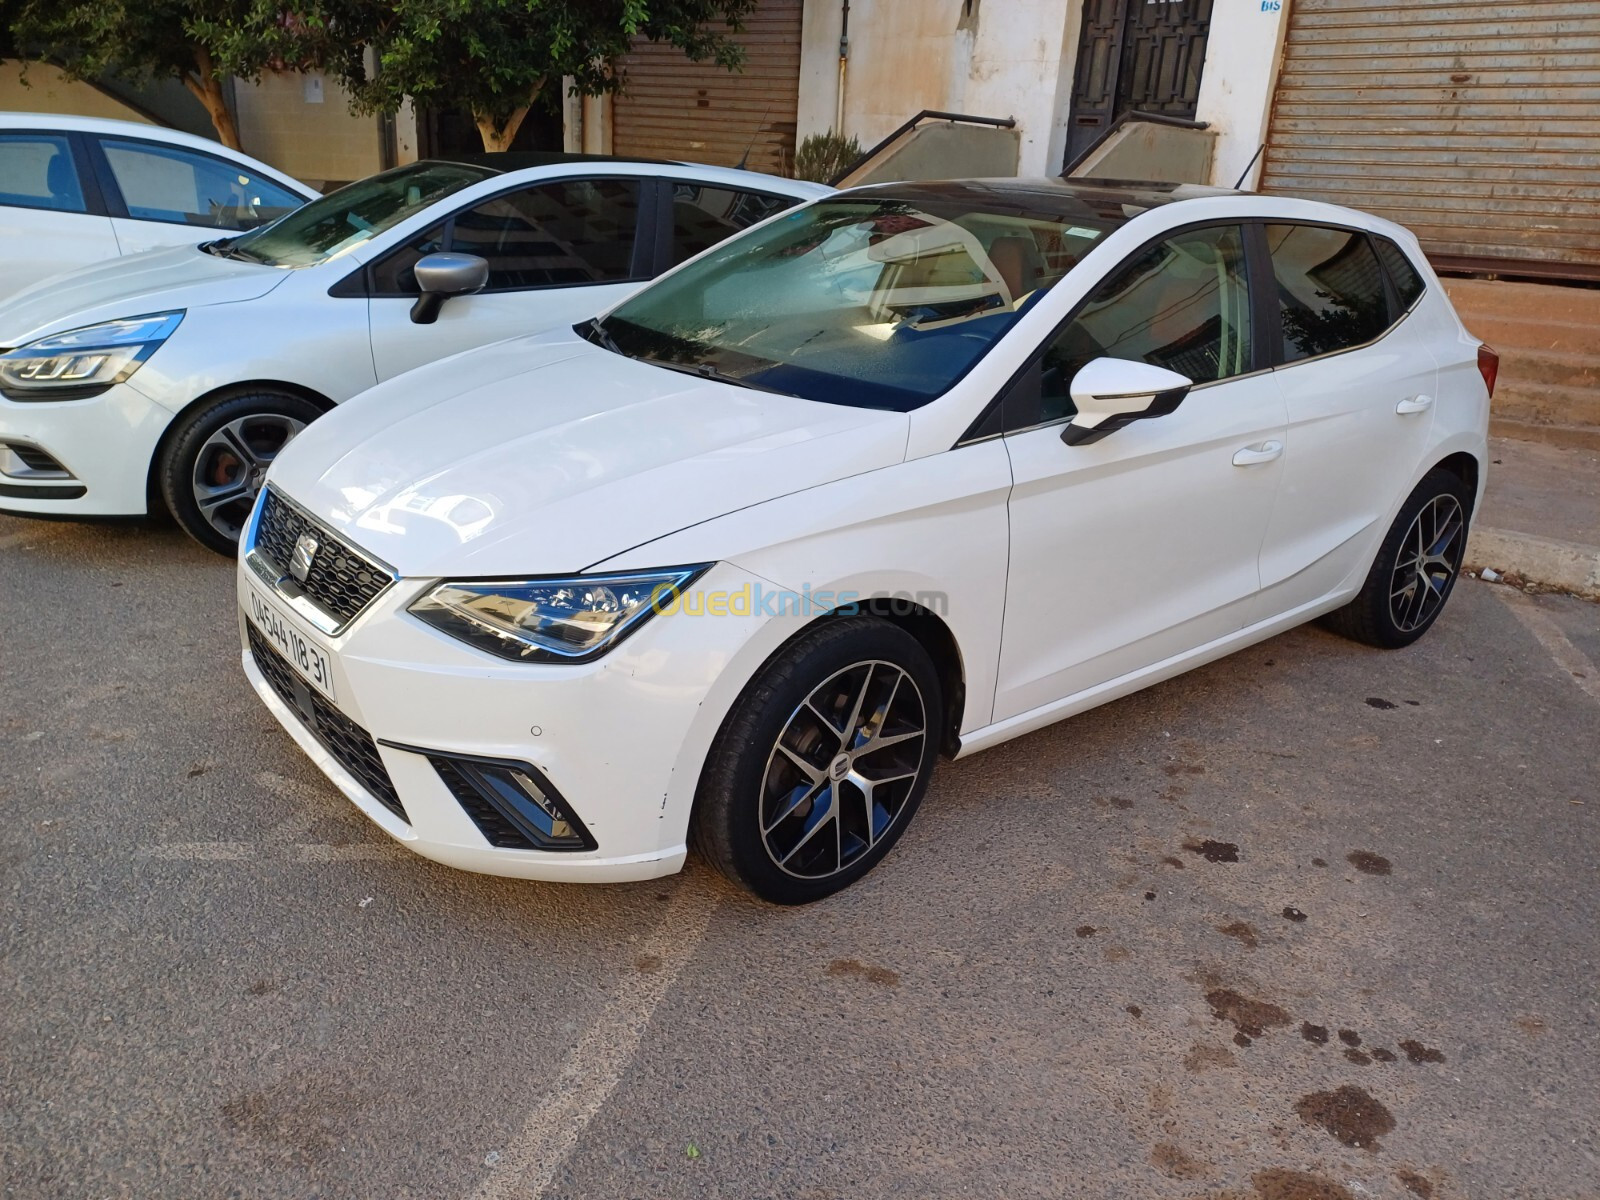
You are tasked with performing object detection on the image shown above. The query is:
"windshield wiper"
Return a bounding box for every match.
[578,317,624,355]
[643,357,793,396]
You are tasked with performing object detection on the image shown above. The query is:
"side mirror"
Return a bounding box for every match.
[410,252,489,324]
[1060,357,1193,445]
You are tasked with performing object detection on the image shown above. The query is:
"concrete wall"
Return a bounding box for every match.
[799,0,1082,177]
[0,62,156,124]
[233,72,383,188]
[840,121,1020,185]
[1193,0,1289,190]
[1073,121,1216,184]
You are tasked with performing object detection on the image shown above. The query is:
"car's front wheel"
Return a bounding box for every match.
[693,617,944,904]
[159,389,322,556]
[1322,466,1474,649]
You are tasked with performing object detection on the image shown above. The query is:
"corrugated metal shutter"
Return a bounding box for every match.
[612,0,802,177]
[1260,0,1600,280]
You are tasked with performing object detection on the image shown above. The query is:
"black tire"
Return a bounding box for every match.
[692,617,943,904]
[159,389,322,556]
[1320,467,1474,649]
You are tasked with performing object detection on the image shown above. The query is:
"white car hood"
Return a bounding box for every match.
[268,331,911,578]
[0,244,289,346]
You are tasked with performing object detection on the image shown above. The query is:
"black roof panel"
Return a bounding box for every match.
[837,177,1241,218]
[422,151,682,173]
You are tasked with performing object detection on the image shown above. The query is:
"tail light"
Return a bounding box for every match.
[1477,344,1499,399]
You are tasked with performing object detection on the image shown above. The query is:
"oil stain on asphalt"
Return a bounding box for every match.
[1205,988,1291,1039]
[1346,849,1393,875]
[1295,1085,1396,1150]
[1183,838,1241,863]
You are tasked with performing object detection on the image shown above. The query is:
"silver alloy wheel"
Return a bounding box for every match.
[191,413,306,540]
[760,659,928,880]
[1389,494,1465,633]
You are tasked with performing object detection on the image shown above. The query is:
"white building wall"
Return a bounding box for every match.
[799,0,1082,177]
[1193,0,1290,190]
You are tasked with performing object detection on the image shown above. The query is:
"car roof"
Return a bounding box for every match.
[838,176,1242,218]
[0,111,316,196]
[411,152,833,198]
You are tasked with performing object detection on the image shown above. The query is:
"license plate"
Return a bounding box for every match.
[246,583,337,701]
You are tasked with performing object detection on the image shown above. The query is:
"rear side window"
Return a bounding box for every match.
[1266,224,1390,363]
[100,138,302,229]
[667,185,794,266]
[449,178,640,289]
[0,134,87,213]
[1372,236,1425,311]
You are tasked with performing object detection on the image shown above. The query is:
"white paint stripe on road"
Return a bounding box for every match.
[470,879,720,1200]
[0,525,66,551]
[1494,587,1600,706]
[137,842,255,861]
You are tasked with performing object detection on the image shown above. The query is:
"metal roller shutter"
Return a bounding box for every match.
[1261,0,1600,280]
[612,0,802,177]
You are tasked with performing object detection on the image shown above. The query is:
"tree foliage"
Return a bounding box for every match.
[7,0,338,148]
[333,0,758,151]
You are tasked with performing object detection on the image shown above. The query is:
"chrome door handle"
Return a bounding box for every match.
[1396,394,1434,414]
[1232,440,1284,467]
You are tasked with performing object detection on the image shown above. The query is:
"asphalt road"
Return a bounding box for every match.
[2,512,1597,1200]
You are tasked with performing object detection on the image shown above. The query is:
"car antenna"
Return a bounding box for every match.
[735,103,775,170]
[1233,144,1266,191]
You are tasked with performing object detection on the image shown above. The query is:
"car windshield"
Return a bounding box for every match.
[596,194,1123,410]
[222,161,496,268]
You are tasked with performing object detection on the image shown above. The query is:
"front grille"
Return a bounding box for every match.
[255,488,391,628]
[247,623,408,824]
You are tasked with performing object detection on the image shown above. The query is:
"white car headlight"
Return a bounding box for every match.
[0,311,184,400]
[409,566,711,663]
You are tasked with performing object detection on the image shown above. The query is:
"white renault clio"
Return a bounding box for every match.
[238,179,1493,903]
[0,153,827,552]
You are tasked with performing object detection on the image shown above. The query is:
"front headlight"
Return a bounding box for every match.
[409,566,711,663]
[0,311,184,400]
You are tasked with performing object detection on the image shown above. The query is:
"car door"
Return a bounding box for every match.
[89,135,307,256]
[365,176,651,382]
[0,131,121,301]
[991,222,1288,723]
[1252,224,1440,617]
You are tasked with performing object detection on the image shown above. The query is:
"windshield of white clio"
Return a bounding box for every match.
[596,195,1119,410]
[218,161,497,268]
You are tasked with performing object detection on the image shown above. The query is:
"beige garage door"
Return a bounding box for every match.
[1261,0,1600,280]
[612,0,802,177]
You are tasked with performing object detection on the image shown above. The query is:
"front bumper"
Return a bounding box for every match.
[0,382,172,516]
[237,556,782,884]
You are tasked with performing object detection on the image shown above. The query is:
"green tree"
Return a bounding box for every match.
[337,0,757,152]
[7,0,338,149]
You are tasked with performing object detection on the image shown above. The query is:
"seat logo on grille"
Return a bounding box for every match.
[289,532,319,584]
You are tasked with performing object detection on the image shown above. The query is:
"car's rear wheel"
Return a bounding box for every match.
[159,390,321,556]
[1321,467,1473,649]
[693,617,943,904]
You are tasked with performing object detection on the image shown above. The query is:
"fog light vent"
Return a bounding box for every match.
[423,751,596,852]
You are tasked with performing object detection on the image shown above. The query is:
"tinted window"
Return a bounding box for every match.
[601,197,1117,411]
[369,223,449,294]
[100,139,302,229]
[667,185,793,266]
[450,178,640,289]
[1029,224,1253,426]
[1267,224,1390,362]
[1373,236,1425,311]
[0,134,87,213]
[231,161,489,268]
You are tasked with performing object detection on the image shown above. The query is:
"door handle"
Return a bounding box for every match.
[1396,393,1434,414]
[1232,440,1283,467]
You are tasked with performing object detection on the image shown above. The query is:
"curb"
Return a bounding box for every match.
[1465,525,1600,601]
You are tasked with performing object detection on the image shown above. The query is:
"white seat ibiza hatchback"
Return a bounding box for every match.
[0,153,827,552]
[237,179,1493,903]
